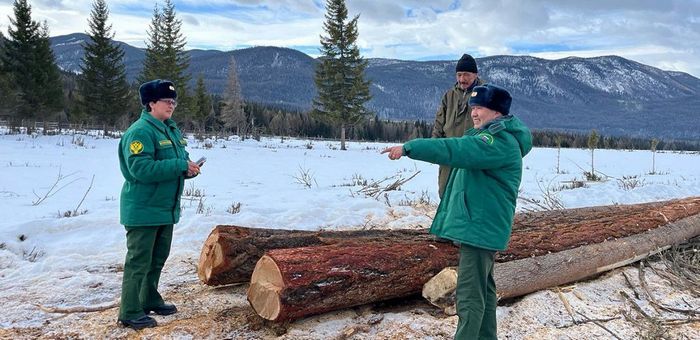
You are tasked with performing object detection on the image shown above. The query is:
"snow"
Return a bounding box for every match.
[0,130,698,338]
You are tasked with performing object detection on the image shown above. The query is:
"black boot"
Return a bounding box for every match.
[118,315,157,330]
[144,303,177,316]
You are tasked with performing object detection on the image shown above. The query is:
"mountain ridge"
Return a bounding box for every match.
[49,33,700,140]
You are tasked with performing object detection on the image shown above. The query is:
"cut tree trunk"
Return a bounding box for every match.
[247,240,457,322]
[200,197,700,286]
[243,197,700,322]
[424,210,700,314]
[197,227,432,285]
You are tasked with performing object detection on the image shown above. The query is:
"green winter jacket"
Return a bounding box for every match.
[432,78,485,197]
[404,115,532,251]
[119,111,191,226]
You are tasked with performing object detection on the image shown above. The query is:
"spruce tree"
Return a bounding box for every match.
[138,4,163,84]
[78,0,129,125]
[220,56,247,136]
[0,31,17,114]
[313,0,372,150]
[193,74,211,129]
[34,22,64,113]
[138,0,191,120]
[3,0,63,119]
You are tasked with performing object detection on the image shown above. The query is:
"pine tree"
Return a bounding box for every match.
[3,0,63,119]
[0,31,17,114]
[78,0,129,125]
[220,56,247,136]
[35,22,64,113]
[138,0,191,119]
[137,4,163,84]
[193,74,211,129]
[313,0,372,150]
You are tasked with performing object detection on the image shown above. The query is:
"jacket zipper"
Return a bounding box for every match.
[165,128,182,223]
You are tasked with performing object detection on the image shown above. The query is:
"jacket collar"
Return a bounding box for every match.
[140,110,177,133]
[453,77,481,93]
[479,115,511,134]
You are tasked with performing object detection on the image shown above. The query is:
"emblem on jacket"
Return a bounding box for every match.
[478,132,494,145]
[129,141,144,154]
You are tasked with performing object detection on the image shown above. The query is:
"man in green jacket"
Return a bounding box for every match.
[383,84,532,339]
[432,53,485,198]
[117,79,202,329]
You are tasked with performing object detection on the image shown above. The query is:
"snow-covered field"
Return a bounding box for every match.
[0,130,698,339]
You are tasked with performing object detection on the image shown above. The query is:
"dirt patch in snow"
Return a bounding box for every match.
[2,257,698,339]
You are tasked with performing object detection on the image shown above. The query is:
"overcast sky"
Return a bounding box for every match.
[1,0,699,77]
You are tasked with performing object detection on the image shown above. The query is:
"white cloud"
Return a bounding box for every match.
[0,0,698,77]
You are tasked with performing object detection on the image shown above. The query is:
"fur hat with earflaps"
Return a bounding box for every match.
[468,84,512,115]
[139,79,177,106]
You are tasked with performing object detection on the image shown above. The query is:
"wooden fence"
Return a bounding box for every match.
[0,119,122,136]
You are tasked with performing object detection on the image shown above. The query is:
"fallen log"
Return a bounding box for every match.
[247,240,456,322]
[423,209,700,315]
[200,197,700,286]
[501,197,700,261]
[243,197,700,322]
[197,227,432,285]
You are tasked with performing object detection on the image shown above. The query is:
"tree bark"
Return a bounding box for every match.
[501,197,700,261]
[424,213,700,314]
[199,197,700,286]
[197,227,433,285]
[247,240,457,322]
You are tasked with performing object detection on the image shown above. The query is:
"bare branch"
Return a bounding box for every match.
[32,168,81,206]
[34,301,119,314]
[72,174,95,216]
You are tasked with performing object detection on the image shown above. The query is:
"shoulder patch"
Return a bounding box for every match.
[488,121,505,134]
[129,141,144,154]
[478,132,494,145]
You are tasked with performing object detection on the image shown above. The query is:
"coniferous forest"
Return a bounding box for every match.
[0,0,698,151]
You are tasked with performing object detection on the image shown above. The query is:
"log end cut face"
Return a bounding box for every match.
[198,233,227,283]
[248,255,284,321]
[422,267,458,303]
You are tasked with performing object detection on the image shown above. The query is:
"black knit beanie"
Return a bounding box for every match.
[456,53,478,73]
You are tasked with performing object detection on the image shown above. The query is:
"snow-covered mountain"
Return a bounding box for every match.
[49,33,700,139]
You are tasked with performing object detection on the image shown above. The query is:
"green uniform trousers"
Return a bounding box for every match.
[119,224,173,320]
[454,244,498,340]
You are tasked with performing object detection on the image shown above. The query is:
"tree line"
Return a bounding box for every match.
[0,0,696,152]
[0,0,373,144]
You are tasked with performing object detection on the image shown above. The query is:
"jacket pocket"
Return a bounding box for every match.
[155,144,176,160]
[129,182,156,205]
[444,191,473,224]
[459,191,473,221]
[147,182,177,207]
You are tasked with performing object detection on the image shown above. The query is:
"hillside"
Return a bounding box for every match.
[50,33,700,139]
